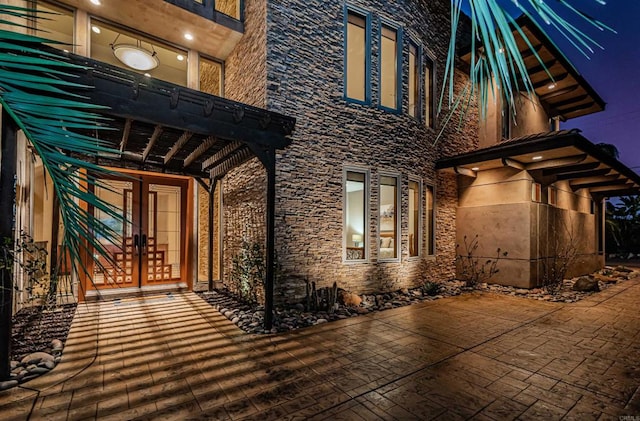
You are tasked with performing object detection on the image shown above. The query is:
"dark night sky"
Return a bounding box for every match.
[462,1,640,172]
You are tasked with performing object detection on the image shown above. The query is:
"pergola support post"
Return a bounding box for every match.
[0,110,18,381]
[264,147,276,331]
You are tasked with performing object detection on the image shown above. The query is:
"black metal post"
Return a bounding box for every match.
[264,147,276,331]
[208,178,218,291]
[0,110,18,380]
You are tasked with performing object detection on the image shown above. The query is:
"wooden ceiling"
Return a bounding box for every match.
[461,16,606,121]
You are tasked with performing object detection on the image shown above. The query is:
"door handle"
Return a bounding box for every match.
[141,234,147,256]
[133,234,139,256]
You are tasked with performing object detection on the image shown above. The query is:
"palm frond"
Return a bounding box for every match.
[0,5,126,285]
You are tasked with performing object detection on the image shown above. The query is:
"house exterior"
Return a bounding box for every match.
[3,0,639,314]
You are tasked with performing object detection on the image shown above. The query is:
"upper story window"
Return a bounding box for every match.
[379,24,401,111]
[199,56,223,96]
[164,0,242,22]
[345,9,371,104]
[424,57,434,127]
[91,21,189,86]
[408,42,420,118]
[34,2,74,48]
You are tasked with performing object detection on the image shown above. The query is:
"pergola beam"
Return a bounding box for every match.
[555,168,612,181]
[142,125,163,162]
[183,135,217,168]
[542,162,601,176]
[209,147,253,179]
[201,140,243,170]
[502,157,525,170]
[119,118,132,152]
[454,166,477,178]
[525,154,587,170]
[164,131,193,165]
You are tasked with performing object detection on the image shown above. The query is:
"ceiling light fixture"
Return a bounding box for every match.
[177,54,184,61]
[91,25,101,34]
[90,0,101,5]
[471,167,480,171]
[111,34,159,71]
[184,33,194,41]
[532,156,543,161]
[548,83,556,90]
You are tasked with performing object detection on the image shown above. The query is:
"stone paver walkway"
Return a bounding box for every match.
[1,278,639,420]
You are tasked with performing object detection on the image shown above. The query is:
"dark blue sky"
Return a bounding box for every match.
[462,1,640,172]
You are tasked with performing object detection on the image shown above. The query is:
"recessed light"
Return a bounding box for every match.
[90,0,101,5]
[548,83,556,90]
[184,33,193,41]
[532,156,543,161]
[91,25,101,34]
[177,54,184,61]
[144,73,151,77]
[471,167,480,171]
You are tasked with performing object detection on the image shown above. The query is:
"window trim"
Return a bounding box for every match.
[408,39,422,119]
[407,177,423,260]
[343,5,372,105]
[343,166,370,263]
[425,183,436,256]
[423,51,436,128]
[548,186,557,206]
[532,182,542,202]
[378,171,401,262]
[378,19,403,113]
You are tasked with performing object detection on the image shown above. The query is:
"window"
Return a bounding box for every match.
[199,56,224,96]
[425,185,435,255]
[34,2,74,48]
[345,170,368,261]
[532,182,542,202]
[409,43,420,118]
[379,175,399,260]
[379,24,401,111]
[548,187,557,206]
[501,98,512,139]
[345,9,370,103]
[90,21,188,86]
[408,180,421,257]
[424,57,434,127]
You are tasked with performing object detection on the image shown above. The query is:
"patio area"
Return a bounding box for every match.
[1,276,639,420]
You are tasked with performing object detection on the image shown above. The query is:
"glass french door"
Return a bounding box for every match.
[90,175,187,289]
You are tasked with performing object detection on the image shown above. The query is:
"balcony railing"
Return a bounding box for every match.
[164,0,244,31]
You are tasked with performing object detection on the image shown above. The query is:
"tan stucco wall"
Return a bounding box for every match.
[456,168,603,288]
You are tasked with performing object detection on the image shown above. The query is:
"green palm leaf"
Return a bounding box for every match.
[0,5,126,292]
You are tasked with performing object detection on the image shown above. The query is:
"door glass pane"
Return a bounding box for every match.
[149,184,181,281]
[93,180,133,285]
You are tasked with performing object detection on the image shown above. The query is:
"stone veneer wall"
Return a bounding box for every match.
[219,0,478,303]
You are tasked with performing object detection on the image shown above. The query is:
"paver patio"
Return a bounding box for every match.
[1,276,639,420]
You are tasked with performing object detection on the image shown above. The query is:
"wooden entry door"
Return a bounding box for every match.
[90,175,188,290]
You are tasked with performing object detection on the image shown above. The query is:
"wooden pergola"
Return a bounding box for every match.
[0,50,295,340]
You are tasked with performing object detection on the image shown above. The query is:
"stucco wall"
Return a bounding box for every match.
[216,0,478,302]
[457,168,602,288]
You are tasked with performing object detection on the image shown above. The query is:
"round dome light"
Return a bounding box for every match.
[112,44,159,71]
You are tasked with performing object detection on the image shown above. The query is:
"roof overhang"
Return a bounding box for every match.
[460,16,606,121]
[436,130,640,199]
[53,50,295,180]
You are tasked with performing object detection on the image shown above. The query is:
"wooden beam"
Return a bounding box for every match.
[569,175,620,186]
[183,135,217,168]
[502,157,525,170]
[555,168,611,181]
[142,125,163,162]
[542,162,601,176]
[119,118,132,152]
[525,154,587,170]
[523,59,558,77]
[551,94,589,109]
[163,131,193,165]
[532,72,569,90]
[209,147,253,179]
[571,179,629,192]
[556,102,596,115]
[454,166,477,178]
[201,140,243,170]
[519,43,544,59]
[540,84,580,101]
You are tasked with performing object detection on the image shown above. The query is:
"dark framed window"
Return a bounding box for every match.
[344,8,371,104]
[344,168,370,261]
[379,23,402,111]
[408,42,420,118]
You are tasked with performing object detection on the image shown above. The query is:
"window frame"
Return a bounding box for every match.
[343,5,372,105]
[198,53,225,97]
[407,177,423,259]
[343,166,371,263]
[423,51,436,128]
[425,183,436,256]
[378,171,401,262]
[408,39,422,119]
[378,19,403,113]
[548,186,557,206]
[532,182,542,202]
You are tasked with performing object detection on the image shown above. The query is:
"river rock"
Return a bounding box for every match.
[0,380,18,390]
[21,352,54,365]
[51,339,63,351]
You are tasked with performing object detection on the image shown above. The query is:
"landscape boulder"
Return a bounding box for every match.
[572,276,600,292]
[338,290,362,307]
